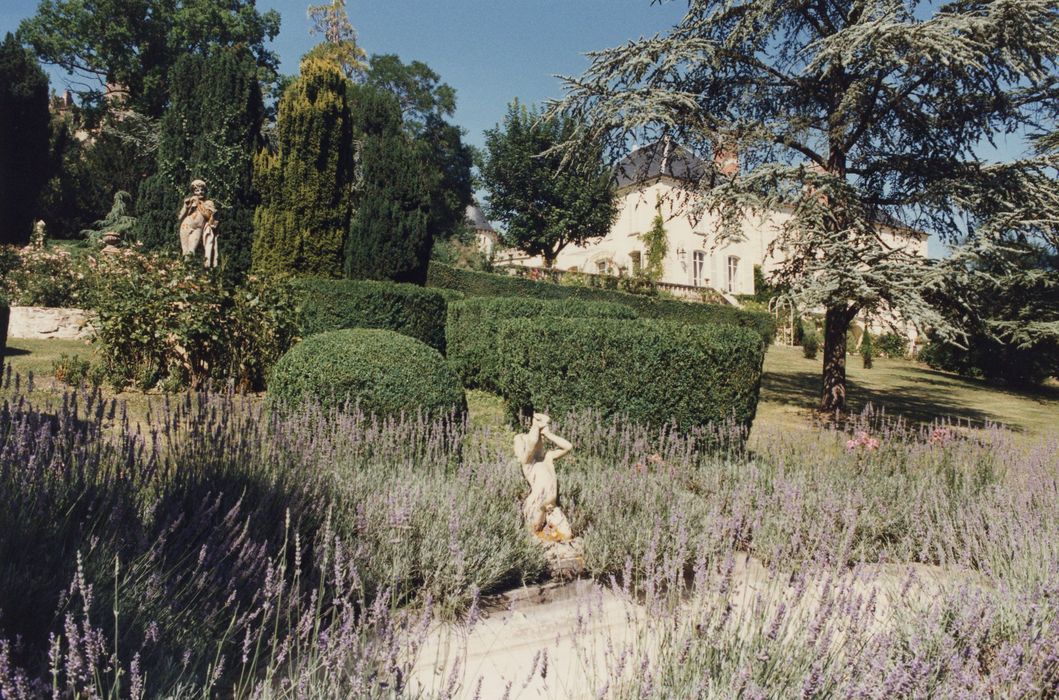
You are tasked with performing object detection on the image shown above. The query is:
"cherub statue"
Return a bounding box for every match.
[513,413,574,541]
[178,179,219,267]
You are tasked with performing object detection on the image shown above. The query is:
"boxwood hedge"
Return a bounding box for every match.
[291,278,448,352]
[427,262,775,345]
[446,297,637,392]
[496,317,764,435]
[268,328,467,419]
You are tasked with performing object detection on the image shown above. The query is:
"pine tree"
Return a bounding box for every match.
[344,84,433,284]
[0,34,51,246]
[556,0,1059,412]
[252,58,354,277]
[134,49,264,279]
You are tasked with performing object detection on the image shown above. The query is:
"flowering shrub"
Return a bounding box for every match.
[87,249,299,391]
[845,430,880,451]
[0,242,90,307]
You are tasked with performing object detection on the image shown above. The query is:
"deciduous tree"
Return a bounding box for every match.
[482,101,617,267]
[557,0,1059,411]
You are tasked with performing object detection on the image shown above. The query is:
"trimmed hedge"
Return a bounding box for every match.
[291,278,448,353]
[496,317,764,435]
[427,262,775,345]
[268,329,466,418]
[447,297,637,392]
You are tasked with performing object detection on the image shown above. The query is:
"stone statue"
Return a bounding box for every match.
[178,179,219,267]
[514,413,574,542]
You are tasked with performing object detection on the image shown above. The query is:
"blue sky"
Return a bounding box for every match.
[1,0,689,150]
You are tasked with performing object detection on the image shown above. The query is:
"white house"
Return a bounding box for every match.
[498,140,928,306]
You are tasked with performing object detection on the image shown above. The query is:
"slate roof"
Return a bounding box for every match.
[465,202,495,232]
[613,140,706,189]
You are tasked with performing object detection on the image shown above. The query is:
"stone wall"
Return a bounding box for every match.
[7,307,95,340]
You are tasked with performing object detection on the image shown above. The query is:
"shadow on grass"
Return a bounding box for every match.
[2,347,31,357]
[761,367,1011,430]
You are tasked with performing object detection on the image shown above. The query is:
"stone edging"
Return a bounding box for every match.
[7,306,95,340]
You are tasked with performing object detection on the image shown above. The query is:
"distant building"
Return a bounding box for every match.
[465,201,498,259]
[501,139,927,306]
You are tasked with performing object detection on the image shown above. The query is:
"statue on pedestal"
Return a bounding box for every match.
[178,179,219,267]
[514,413,574,542]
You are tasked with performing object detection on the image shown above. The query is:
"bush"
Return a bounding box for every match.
[496,317,764,436]
[0,242,90,307]
[88,250,299,391]
[861,331,874,369]
[802,325,820,359]
[291,278,448,352]
[268,328,467,419]
[427,262,775,345]
[446,297,637,392]
[52,353,95,387]
[876,332,909,359]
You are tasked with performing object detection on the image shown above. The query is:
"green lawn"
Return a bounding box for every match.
[4,338,1057,438]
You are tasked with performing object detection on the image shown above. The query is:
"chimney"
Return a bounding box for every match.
[713,140,738,177]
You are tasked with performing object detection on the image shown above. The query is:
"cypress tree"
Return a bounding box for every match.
[0,34,51,246]
[135,49,264,279]
[345,84,433,284]
[253,58,353,277]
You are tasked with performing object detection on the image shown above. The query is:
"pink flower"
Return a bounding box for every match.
[846,431,880,452]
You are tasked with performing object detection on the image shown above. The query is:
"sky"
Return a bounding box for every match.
[0,0,689,151]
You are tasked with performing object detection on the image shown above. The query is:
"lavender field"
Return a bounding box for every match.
[0,369,1056,698]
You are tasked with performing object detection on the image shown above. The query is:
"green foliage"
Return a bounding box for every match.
[481,100,618,266]
[924,241,1059,386]
[290,277,448,352]
[267,328,467,419]
[51,353,96,387]
[80,191,136,242]
[861,331,874,369]
[36,111,104,240]
[641,212,667,282]
[88,251,299,391]
[304,0,366,80]
[802,325,820,359]
[876,333,909,360]
[446,297,637,392]
[0,241,89,308]
[0,34,51,247]
[496,317,764,436]
[427,262,775,345]
[556,0,1059,411]
[253,59,354,278]
[18,0,280,119]
[136,49,265,280]
[344,86,432,284]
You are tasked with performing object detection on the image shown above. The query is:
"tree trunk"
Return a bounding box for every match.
[820,304,857,412]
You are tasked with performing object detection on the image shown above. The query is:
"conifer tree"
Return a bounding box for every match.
[136,49,264,278]
[252,58,354,277]
[557,0,1059,411]
[344,84,432,284]
[0,34,51,246]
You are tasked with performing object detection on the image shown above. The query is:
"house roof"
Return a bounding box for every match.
[613,140,706,189]
[465,202,495,233]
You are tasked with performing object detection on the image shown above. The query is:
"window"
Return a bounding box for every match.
[630,251,642,276]
[596,260,608,275]
[727,256,739,293]
[692,251,706,287]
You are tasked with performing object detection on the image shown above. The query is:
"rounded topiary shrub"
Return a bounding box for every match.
[268,328,467,419]
[291,278,449,352]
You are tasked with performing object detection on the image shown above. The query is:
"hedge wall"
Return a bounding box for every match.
[446,297,637,392]
[291,278,448,353]
[496,317,764,436]
[427,262,775,345]
[268,328,466,419]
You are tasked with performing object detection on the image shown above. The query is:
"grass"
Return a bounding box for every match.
[6,338,1057,439]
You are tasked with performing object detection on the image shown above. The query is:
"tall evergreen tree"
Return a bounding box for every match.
[557,0,1059,411]
[134,49,264,278]
[0,33,51,246]
[345,84,433,284]
[252,58,354,277]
